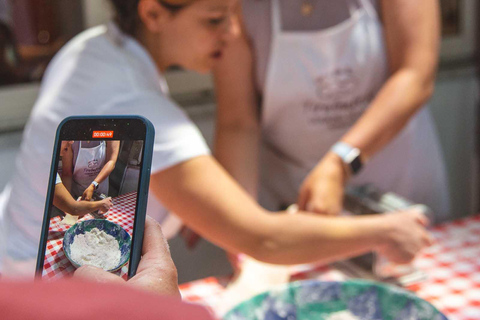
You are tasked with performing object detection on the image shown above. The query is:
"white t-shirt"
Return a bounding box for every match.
[0,23,210,274]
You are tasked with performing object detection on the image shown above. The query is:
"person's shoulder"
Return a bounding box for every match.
[49,24,140,75]
[54,25,112,61]
[70,25,110,46]
[35,25,146,114]
[105,91,189,123]
[104,91,211,174]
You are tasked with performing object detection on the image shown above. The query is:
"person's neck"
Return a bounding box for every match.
[135,28,170,73]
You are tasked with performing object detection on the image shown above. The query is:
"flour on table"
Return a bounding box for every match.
[70,228,121,271]
[326,310,361,320]
[61,213,78,226]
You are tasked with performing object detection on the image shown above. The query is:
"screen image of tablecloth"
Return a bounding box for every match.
[42,192,137,280]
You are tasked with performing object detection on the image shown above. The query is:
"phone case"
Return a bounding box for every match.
[36,115,155,279]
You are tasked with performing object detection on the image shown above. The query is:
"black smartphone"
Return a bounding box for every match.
[36,116,154,280]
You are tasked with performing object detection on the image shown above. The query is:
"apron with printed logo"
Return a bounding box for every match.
[71,141,108,197]
[259,0,450,221]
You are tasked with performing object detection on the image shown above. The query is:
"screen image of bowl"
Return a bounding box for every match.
[63,219,131,272]
[224,280,448,320]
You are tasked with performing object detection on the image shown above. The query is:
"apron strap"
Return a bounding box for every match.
[357,0,379,20]
[271,0,282,35]
[74,141,82,169]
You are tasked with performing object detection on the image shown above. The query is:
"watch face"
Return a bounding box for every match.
[351,156,363,174]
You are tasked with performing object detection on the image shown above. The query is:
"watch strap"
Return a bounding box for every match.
[331,142,363,175]
[91,181,99,190]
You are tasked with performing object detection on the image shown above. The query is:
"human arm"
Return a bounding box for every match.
[53,181,112,216]
[74,216,180,297]
[83,141,120,200]
[60,141,74,193]
[150,155,431,265]
[298,0,441,214]
[213,5,260,197]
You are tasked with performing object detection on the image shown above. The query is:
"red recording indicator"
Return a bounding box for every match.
[92,131,114,138]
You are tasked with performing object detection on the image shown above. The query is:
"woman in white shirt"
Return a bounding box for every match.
[0,0,431,276]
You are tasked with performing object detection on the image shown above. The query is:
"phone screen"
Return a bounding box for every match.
[37,118,151,280]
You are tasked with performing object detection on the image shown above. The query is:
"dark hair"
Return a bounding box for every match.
[109,0,190,36]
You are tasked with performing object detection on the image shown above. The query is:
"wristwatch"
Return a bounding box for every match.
[91,181,99,190]
[330,142,363,175]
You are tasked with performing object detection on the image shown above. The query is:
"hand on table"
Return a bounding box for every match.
[297,152,346,216]
[377,208,433,264]
[74,216,180,297]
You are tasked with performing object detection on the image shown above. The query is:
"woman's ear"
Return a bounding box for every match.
[137,0,169,33]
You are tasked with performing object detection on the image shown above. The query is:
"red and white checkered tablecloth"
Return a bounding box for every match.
[41,192,137,280]
[409,215,480,320]
[180,215,480,320]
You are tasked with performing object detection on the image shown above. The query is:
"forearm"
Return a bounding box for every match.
[53,185,94,216]
[214,123,260,197]
[62,175,73,193]
[344,0,440,159]
[213,13,259,196]
[151,156,388,266]
[341,69,435,159]
[55,200,98,217]
[68,201,100,216]
[94,141,120,185]
[92,161,116,185]
[246,212,387,265]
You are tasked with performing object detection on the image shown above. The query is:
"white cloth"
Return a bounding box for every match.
[55,173,61,185]
[71,141,108,197]
[258,0,450,220]
[0,23,210,276]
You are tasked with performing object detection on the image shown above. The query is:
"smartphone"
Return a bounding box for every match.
[36,116,154,279]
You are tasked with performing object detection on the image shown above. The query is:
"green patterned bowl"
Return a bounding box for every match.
[224,279,448,320]
[63,219,131,272]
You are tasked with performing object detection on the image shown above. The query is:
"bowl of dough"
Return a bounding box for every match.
[223,279,448,320]
[63,219,131,272]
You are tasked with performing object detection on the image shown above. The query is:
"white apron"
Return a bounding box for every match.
[71,141,109,197]
[259,0,450,221]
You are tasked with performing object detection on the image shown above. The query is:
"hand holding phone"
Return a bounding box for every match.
[36,116,154,279]
[74,217,181,297]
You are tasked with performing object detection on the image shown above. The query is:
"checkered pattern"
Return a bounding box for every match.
[42,192,137,280]
[180,215,480,320]
[409,215,480,320]
[180,276,232,316]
